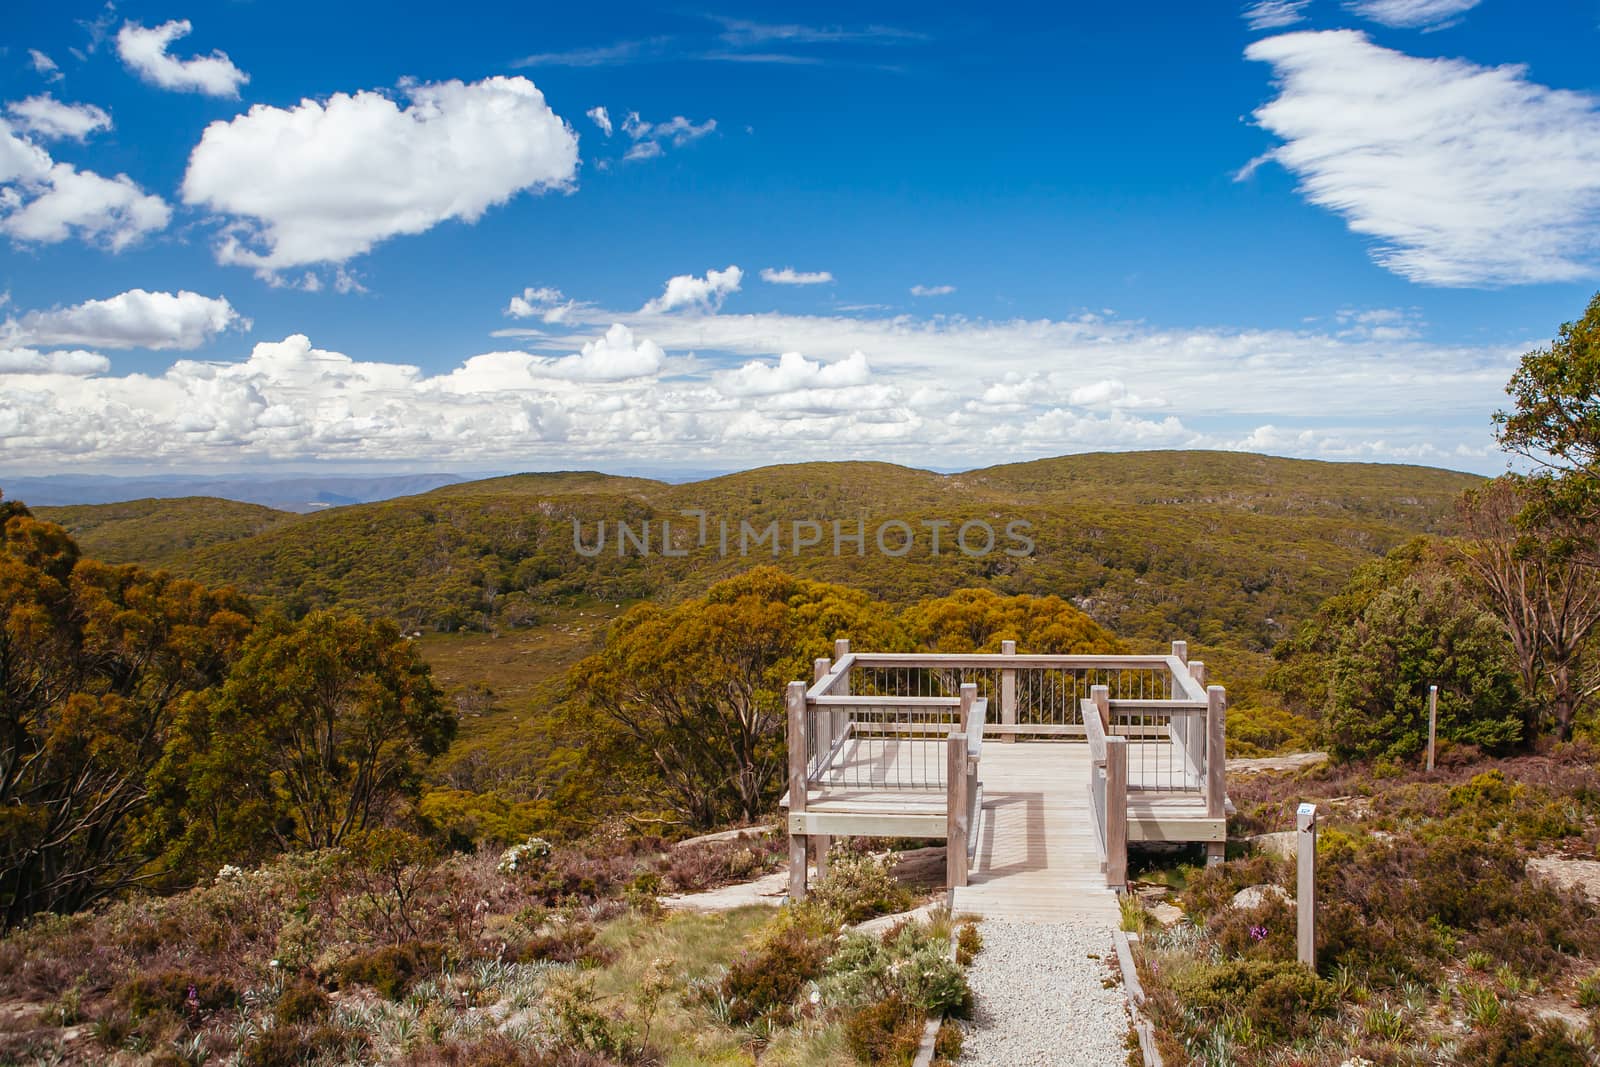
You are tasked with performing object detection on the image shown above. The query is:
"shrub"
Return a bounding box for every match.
[114,970,239,1019]
[843,992,924,1065]
[808,851,913,924]
[243,1024,357,1067]
[955,922,982,967]
[503,922,612,966]
[333,941,450,999]
[273,979,329,1025]
[1455,1010,1590,1066]
[717,923,832,1025]
[1241,966,1336,1041]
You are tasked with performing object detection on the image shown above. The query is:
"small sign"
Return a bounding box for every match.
[1296,802,1316,818]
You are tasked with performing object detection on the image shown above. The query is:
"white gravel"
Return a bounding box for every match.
[960,919,1130,1066]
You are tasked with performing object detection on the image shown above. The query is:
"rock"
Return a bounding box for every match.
[1231,884,1291,910]
[1248,831,1297,859]
[1528,857,1600,902]
[855,902,941,936]
[1227,752,1329,775]
[1150,902,1184,927]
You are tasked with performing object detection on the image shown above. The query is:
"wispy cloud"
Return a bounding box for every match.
[1345,0,1482,29]
[761,267,835,286]
[910,284,955,297]
[1242,1,1312,31]
[708,16,925,48]
[512,37,673,69]
[1242,30,1600,286]
[28,50,63,83]
[620,111,716,162]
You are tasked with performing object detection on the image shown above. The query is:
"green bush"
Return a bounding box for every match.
[843,992,924,1065]
[332,941,451,1000]
[808,850,913,924]
[114,971,239,1019]
[1455,1010,1590,1066]
[717,924,832,1025]
[243,1024,357,1067]
[1325,568,1522,762]
[1241,967,1336,1040]
[273,979,329,1026]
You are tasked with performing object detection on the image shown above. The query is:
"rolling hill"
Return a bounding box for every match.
[21,451,1481,655]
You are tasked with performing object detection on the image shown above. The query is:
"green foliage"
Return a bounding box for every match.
[807,850,915,925]
[1456,1009,1592,1066]
[333,941,451,999]
[0,501,255,927]
[715,922,832,1026]
[1326,565,1522,761]
[273,979,330,1025]
[37,496,295,568]
[114,970,239,1018]
[1496,291,1600,479]
[160,610,455,866]
[574,567,907,826]
[899,586,1123,653]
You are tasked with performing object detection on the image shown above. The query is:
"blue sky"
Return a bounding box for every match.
[2,0,1599,477]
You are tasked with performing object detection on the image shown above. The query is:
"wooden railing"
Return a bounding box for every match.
[788,639,1223,896]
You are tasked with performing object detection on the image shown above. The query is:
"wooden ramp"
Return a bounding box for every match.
[951,744,1120,923]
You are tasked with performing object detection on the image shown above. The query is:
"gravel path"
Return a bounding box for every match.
[960,919,1130,1066]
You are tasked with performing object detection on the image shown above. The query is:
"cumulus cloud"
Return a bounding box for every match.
[505,286,587,323]
[586,106,613,136]
[181,76,579,274]
[0,347,109,375]
[1345,0,1481,29]
[761,267,834,285]
[0,119,170,250]
[1243,1,1311,30]
[642,265,743,313]
[715,350,871,396]
[7,289,246,350]
[621,111,716,161]
[116,19,249,97]
[6,95,111,141]
[1242,30,1600,286]
[439,324,664,388]
[910,284,954,296]
[29,51,64,83]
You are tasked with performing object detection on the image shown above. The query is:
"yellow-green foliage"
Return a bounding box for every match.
[37,452,1478,653]
[36,495,296,568]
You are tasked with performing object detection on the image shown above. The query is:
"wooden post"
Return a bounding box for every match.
[1426,685,1438,772]
[1091,684,1111,733]
[947,731,970,889]
[1105,735,1128,889]
[1206,684,1227,865]
[1188,660,1206,687]
[1000,639,1017,742]
[810,656,834,873]
[1296,802,1317,970]
[1171,639,1187,666]
[786,680,809,901]
[958,682,976,733]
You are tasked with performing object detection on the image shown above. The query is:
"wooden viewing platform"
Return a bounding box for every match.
[782,641,1228,915]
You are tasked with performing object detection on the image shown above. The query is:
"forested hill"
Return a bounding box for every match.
[34,496,298,568]
[25,451,1481,651]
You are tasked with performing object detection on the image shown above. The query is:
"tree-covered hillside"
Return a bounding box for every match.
[26,451,1481,653]
[35,497,297,568]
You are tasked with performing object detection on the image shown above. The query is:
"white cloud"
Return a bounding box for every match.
[7,289,246,350]
[28,51,64,83]
[910,284,955,297]
[6,95,111,141]
[1243,1,1312,30]
[1242,30,1600,286]
[1,289,1525,472]
[642,265,743,313]
[0,347,109,375]
[1345,0,1482,29]
[715,350,871,396]
[586,106,613,136]
[505,286,583,322]
[182,76,579,273]
[0,119,170,251]
[116,19,249,97]
[620,111,716,161]
[761,267,834,285]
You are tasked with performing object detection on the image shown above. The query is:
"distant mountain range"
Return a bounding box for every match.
[0,472,473,512]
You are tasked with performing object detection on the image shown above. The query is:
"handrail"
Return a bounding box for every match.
[852,652,1188,669]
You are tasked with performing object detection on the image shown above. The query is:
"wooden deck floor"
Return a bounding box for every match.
[951,744,1119,922]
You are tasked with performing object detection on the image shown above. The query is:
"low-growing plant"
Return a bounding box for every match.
[115,970,240,1019]
[273,979,330,1025]
[715,922,832,1025]
[333,941,451,1000]
[843,992,924,1065]
[1575,972,1600,1008]
[808,850,914,924]
[1455,1009,1592,1066]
